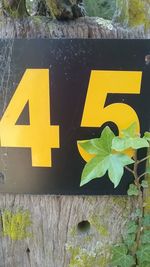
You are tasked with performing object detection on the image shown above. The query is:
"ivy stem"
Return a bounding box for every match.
[132,151,144,265]
[133,151,139,186]
[134,191,143,254]
[138,172,147,181]
[125,166,134,174]
[137,155,150,164]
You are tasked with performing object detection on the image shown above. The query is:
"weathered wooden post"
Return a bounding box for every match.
[0,1,149,266]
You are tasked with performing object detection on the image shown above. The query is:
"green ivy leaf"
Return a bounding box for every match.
[80,154,108,186]
[123,233,136,249]
[127,184,139,196]
[122,122,138,138]
[143,214,150,226]
[80,153,134,188]
[141,230,150,244]
[111,245,135,267]
[126,221,138,234]
[129,137,149,149]
[139,263,150,267]
[134,208,143,218]
[136,244,150,264]
[79,126,134,188]
[78,126,115,156]
[99,126,116,154]
[141,180,149,189]
[107,154,134,188]
[144,132,150,141]
[112,136,149,152]
[77,138,103,155]
[145,167,150,175]
[112,122,149,151]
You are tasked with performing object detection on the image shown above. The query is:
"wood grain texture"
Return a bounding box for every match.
[0,16,148,267]
[0,195,135,267]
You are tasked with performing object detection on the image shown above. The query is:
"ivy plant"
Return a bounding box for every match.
[78,122,150,266]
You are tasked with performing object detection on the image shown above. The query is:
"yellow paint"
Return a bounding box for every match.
[78,71,141,162]
[0,69,59,167]
[2,210,32,240]
[0,69,142,166]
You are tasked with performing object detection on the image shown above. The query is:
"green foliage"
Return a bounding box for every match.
[111,210,150,266]
[113,136,149,151]
[79,123,150,188]
[144,131,150,141]
[78,122,150,266]
[126,221,138,234]
[123,233,136,249]
[3,0,28,18]
[141,230,150,244]
[141,180,149,188]
[143,214,150,226]
[111,245,135,267]
[112,123,149,151]
[134,208,142,218]
[84,0,116,20]
[114,0,150,30]
[112,213,150,266]
[78,126,134,188]
[145,167,150,174]
[127,184,139,196]
[139,263,150,267]
[121,122,137,138]
[136,245,150,264]
[79,126,115,155]
[123,218,139,250]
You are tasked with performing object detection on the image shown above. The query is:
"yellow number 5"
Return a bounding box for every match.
[0,69,59,167]
[79,71,142,161]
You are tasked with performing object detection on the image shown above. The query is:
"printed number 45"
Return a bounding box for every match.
[0,69,142,167]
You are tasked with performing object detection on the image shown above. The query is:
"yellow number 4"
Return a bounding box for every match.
[0,69,59,167]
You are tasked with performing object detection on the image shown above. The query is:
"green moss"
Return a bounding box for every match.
[70,226,77,237]
[114,0,150,30]
[128,0,146,27]
[67,213,111,266]
[112,197,130,213]
[66,244,110,267]
[1,210,32,240]
[112,197,127,207]
[114,0,129,25]
[145,196,150,211]
[90,215,108,236]
[46,0,61,18]
[144,148,150,212]
[3,0,28,18]
[145,172,150,212]
[67,246,97,267]
[83,234,93,243]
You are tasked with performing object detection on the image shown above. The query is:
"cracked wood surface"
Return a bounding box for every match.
[0,16,148,267]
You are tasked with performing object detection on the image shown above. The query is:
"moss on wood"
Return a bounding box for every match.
[3,0,28,18]
[1,209,32,240]
[114,0,150,30]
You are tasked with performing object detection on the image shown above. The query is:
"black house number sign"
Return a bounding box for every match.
[0,39,149,194]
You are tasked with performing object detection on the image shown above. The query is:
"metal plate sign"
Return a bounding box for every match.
[0,39,149,194]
